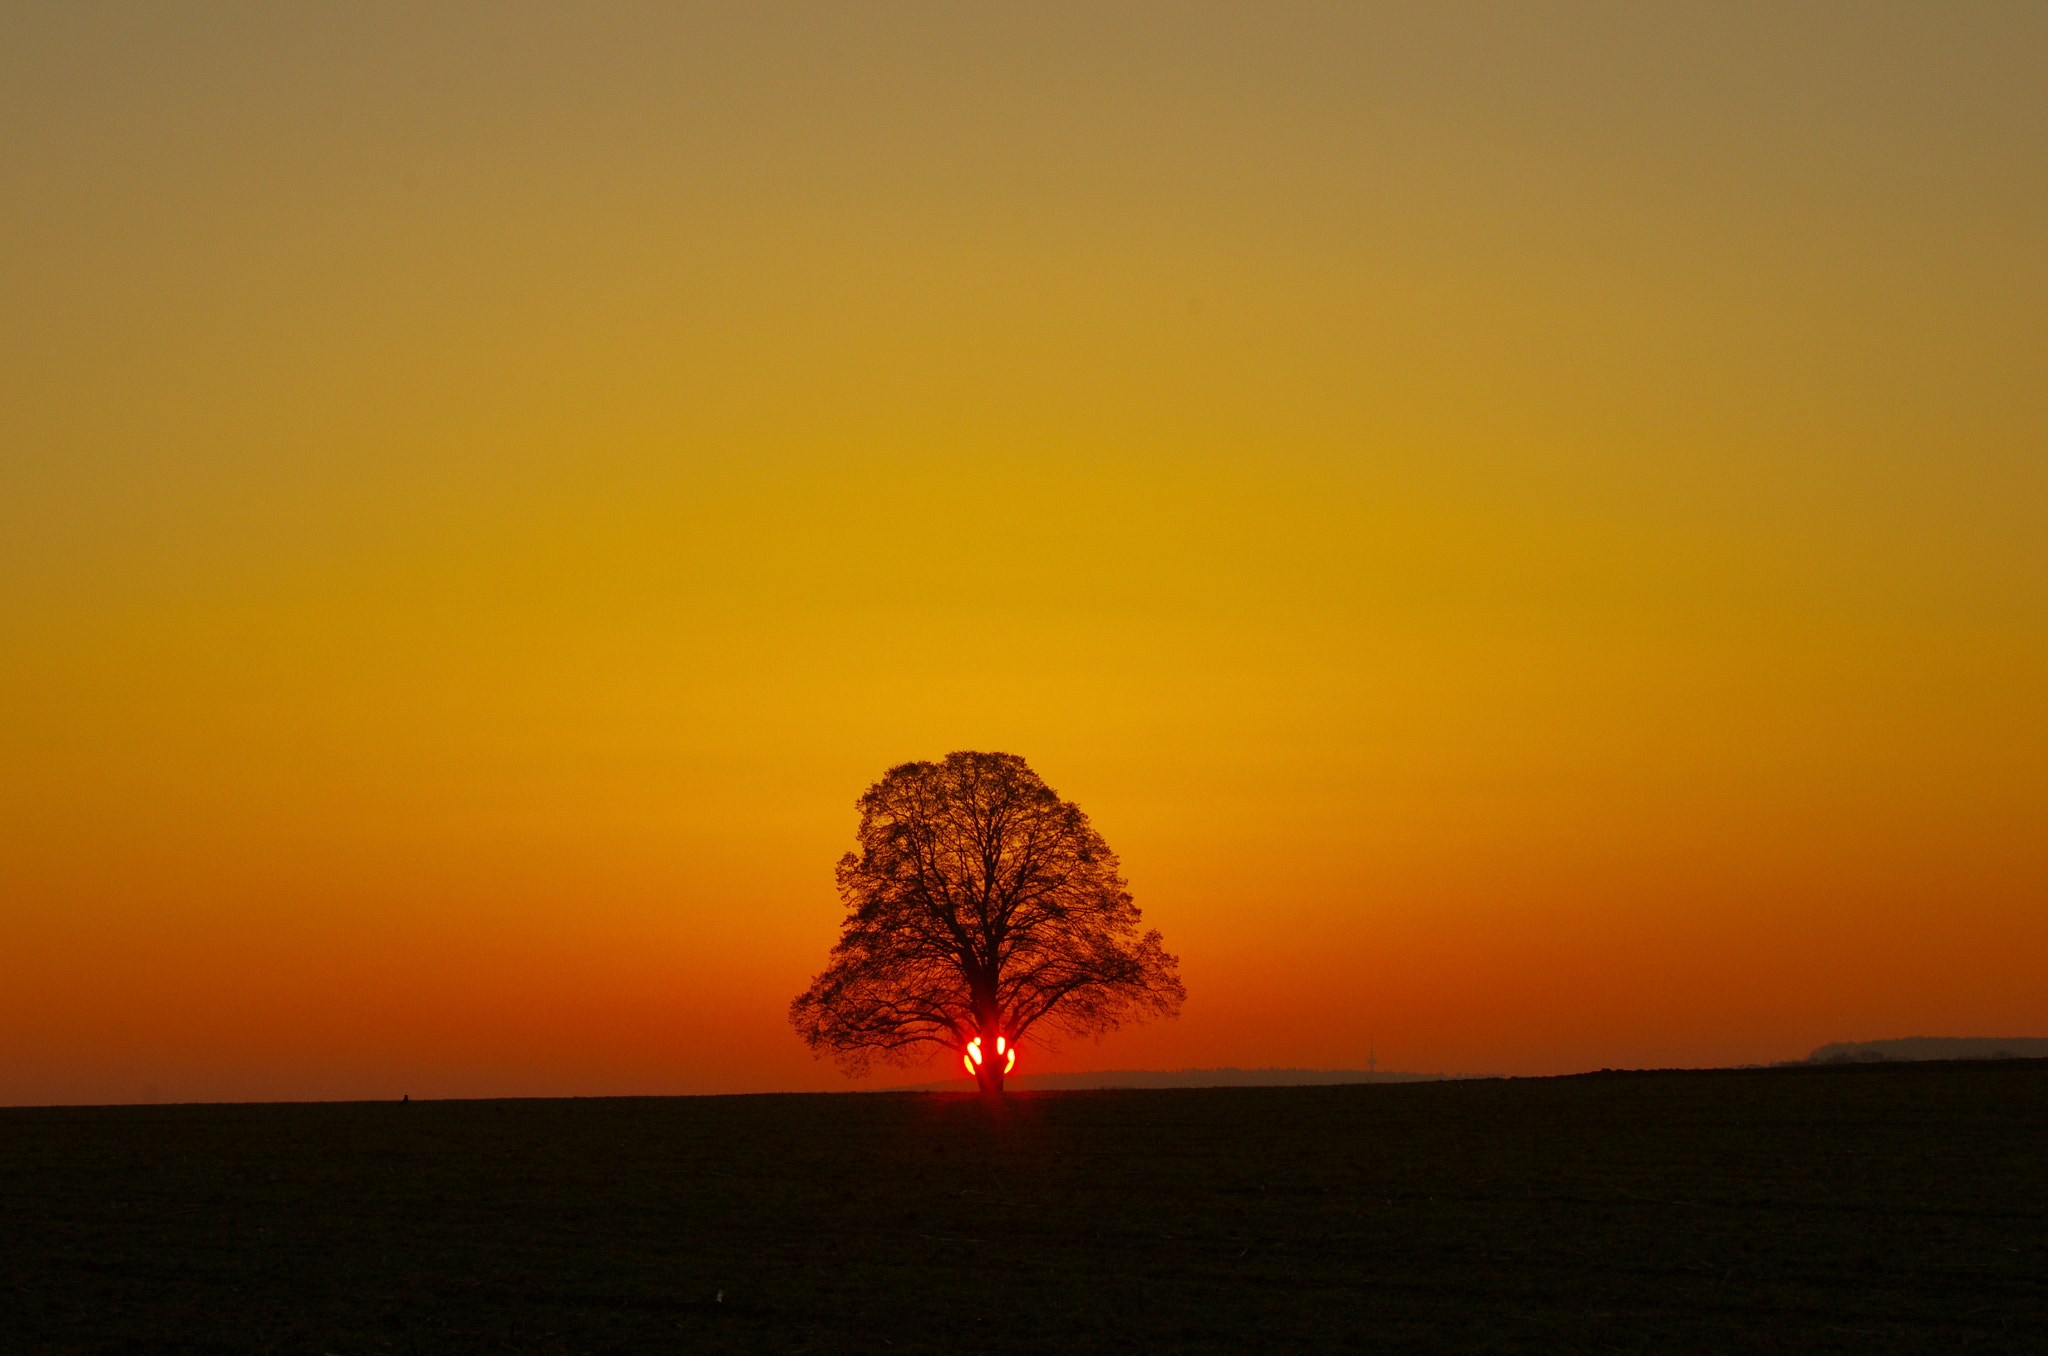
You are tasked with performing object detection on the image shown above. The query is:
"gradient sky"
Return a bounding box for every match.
[4,3,2044,1104]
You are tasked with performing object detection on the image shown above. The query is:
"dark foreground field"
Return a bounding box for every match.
[4,1062,2045,1354]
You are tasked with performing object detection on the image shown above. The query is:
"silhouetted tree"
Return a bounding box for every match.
[791,751,1184,1094]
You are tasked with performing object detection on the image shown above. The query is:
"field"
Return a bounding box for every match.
[4,1061,2044,1353]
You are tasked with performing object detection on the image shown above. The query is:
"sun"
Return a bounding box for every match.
[962,1036,1017,1078]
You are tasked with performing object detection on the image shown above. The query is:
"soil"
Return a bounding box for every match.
[4,1059,2044,1353]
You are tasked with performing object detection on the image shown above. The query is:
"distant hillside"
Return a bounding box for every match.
[889,1067,1460,1092]
[1805,1037,2048,1064]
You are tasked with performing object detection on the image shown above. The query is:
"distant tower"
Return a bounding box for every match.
[1368,1036,1377,1074]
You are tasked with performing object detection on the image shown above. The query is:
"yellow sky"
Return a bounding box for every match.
[3,3,2044,1103]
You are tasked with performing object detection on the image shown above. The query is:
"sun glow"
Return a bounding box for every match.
[962,1037,1018,1077]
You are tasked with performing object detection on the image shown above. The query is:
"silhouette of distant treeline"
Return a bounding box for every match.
[1795,1036,2048,1065]
[891,1067,1475,1092]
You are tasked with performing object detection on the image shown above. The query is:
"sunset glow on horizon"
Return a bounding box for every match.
[4,3,2044,1105]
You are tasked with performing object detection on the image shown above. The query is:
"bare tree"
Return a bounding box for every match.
[790,751,1184,1094]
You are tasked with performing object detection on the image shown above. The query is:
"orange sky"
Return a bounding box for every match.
[4,4,2045,1104]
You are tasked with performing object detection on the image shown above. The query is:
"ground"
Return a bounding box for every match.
[3,1060,2044,1353]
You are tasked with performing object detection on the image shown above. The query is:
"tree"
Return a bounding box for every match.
[790,751,1184,1094]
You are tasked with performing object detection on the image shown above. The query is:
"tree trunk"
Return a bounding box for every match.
[974,1008,1005,1097]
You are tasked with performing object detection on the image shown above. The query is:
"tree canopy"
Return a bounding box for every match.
[790,751,1184,1092]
